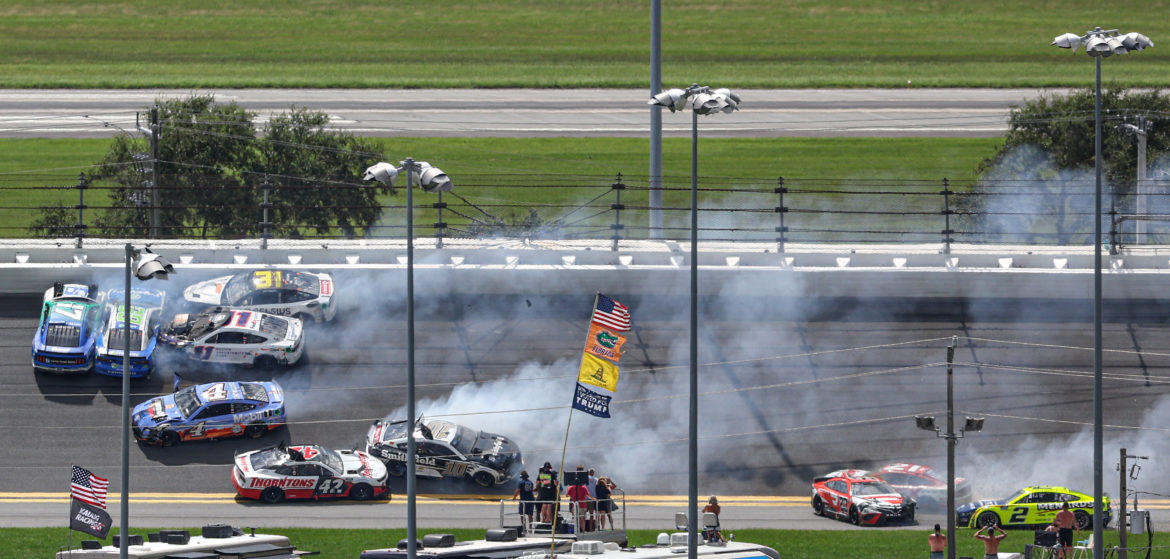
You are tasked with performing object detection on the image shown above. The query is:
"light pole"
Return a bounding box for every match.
[119,245,174,559]
[915,336,983,559]
[1052,28,1152,559]
[363,159,452,559]
[648,85,739,559]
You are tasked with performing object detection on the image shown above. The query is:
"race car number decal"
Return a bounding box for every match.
[201,383,229,401]
[316,478,347,495]
[62,285,89,297]
[835,495,848,511]
[443,462,468,477]
[193,346,215,360]
[232,311,253,327]
[251,270,285,289]
[52,302,87,321]
[290,445,320,460]
[1009,507,1028,523]
[188,422,207,438]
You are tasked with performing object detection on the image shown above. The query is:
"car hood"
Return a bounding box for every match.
[856,493,908,506]
[183,276,232,305]
[132,395,183,427]
[340,450,387,479]
[957,499,1004,513]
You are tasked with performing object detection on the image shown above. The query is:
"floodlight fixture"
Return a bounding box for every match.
[1052,32,1083,51]
[649,88,689,112]
[133,248,174,280]
[363,162,400,186]
[963,417,985,433]
[915,415,937,432]
[1122,32,1154,51]
[415,162,452,192]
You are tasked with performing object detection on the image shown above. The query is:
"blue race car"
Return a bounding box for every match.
[31,283,105,373]
[132,381,286,447]
[94,288,166,379]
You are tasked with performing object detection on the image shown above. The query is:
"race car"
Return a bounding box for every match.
[365,418,523,487]
[159,307,304,369]
[31,282,105,373]
[233,442,389,503]
[869,463,972,513]
[957,486,1110,530]
[811,469,916,526]
[132,380,285,446]
[182,270,337,323]
[93,287,166,379]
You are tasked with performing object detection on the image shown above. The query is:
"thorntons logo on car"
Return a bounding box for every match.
[250,477,316,489]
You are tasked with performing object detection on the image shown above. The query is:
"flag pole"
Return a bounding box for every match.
[67,464,73,557]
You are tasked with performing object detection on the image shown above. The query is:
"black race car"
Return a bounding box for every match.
[364,418,523,487]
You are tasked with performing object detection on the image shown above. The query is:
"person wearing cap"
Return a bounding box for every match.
[513,470,536,525]
[536,462,559,524]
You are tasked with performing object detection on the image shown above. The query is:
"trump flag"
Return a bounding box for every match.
[572,383,612,418]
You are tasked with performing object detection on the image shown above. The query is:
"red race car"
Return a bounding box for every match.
[869,463,972,513]
[233,442,389,504]
[811,469,916,526]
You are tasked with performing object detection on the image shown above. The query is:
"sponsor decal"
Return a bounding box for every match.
[249,477,317,489]
[70,499,112,539]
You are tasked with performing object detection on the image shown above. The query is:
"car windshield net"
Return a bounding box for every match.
[173,386,200,418]
[319,447,343,472]
[854,481,897,496]
[223,274,253,306]
[239,383,270,403]
[448,425,475,455]
[258,315,289,338]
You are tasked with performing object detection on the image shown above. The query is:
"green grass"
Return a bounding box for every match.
[1,1,1169,88]
[7,526,1163,559]
[0,137,998,238]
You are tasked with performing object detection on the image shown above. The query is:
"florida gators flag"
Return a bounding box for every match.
[578,353,619,392]
[585,323,625,362]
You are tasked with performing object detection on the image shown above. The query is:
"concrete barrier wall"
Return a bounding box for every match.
[0,238,1166,299]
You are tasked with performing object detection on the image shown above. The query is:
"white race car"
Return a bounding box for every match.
[233,442,389,503]
[160,308,304,370]
[365,418,523,487]
[182,270,337,323]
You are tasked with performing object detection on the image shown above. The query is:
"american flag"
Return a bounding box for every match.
[70,465,108,509]
[591,294,631,332]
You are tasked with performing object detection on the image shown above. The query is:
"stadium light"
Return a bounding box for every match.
[363,158,452,559]
[914,337,983,559]
[649,83,740,559]
[119,244,174,559]
[1052,27,1152,559]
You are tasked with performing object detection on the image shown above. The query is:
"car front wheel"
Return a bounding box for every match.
[350,483,374,501]
[160,429,179,447]
[472,471,496,488]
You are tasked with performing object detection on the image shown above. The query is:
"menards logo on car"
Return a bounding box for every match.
[1036,501,1093,510]
[249,477,316,489]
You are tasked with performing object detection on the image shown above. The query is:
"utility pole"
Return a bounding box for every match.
[1118,448,1148,559]
[1119,116,1148,244]
[149,107,161,238]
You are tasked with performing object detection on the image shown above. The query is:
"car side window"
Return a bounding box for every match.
[232,402,256,413]
[1030,492,1055,503]
[249,290,281,305]
[215,331,246,344]
[243,334,268,345]
[282,290,313,303]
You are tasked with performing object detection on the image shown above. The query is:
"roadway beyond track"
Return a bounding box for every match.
[0,88,1059,139]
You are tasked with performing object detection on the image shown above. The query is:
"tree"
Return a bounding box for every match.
[963,87,1170,244]
[32,94,389,239]
[252,107,392,238]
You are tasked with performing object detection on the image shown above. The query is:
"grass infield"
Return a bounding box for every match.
[0,1,1168,88]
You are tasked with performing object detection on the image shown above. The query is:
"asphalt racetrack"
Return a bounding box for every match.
[3,269,1170,529]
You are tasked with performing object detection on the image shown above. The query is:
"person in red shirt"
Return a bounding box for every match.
[566,466,595,532]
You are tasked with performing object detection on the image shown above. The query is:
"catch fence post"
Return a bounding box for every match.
[774,176,788,253]
[259,175,273,249]
[941,178,954,254]
[74,173,88,248]
[433,191,447,249]
[611,173,625,251]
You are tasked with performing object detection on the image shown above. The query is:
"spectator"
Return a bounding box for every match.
[595,476,616,530]
[702,496,723,542]
[536,462,558,524]
[974,525,1007,559]
[566,465,595,532]
[928,524,946,559]
[1054,503,1079,559]
[513,470,536,526]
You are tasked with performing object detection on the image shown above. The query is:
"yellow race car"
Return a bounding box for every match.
[956,486,1110,530]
